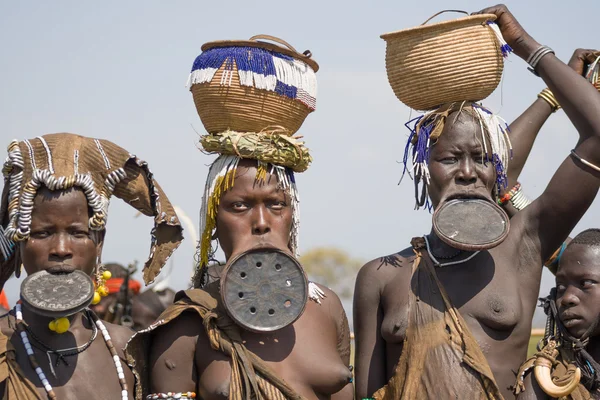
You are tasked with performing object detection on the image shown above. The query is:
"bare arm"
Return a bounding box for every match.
[478,5,600,262]
[149,312,200,394]
[505,98,554,192]
[353,259,387,399]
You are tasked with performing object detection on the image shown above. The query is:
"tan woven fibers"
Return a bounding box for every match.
[200,130,312,172]
[192,62,313,135]
[381,14,503,111]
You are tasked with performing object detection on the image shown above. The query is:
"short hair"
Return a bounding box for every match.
[570,229,600,248]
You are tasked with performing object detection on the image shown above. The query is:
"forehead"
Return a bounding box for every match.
[32,187,90,219]
[225,162,283,196]
[557,244,600,278]
[431,112,484,151]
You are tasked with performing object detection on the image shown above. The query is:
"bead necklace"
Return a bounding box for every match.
[15,304,129,400]
[24,309,97,378]
[423,235,481,268]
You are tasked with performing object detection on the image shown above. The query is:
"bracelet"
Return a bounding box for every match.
[498,182,521,206]
[527,45,555,76]
[538,88,561,112]
[570,149,600,173]
[147,393,196,399]
[510,186,532,211]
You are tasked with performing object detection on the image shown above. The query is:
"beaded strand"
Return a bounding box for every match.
[15,304,57,399]
[15,304,130,400]
[92,315,129,400]
[146,393,196,399]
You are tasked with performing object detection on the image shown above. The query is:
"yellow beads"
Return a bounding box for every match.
[92,291,102,305]
[102,270,112,280]
[48,317,70,334]
[97,286,109,297]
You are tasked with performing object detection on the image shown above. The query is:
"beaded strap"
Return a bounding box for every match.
[146,393,197,399]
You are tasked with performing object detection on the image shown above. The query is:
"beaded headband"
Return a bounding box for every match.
[0,133,183,287]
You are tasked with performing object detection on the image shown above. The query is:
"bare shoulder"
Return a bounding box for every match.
[151,310,204,358]
[150,310,205,392]
[356,247,415,292]
[103,321,135,355]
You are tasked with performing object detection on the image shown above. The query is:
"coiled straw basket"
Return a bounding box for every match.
[381,11,504,111]
[190,35,319,135]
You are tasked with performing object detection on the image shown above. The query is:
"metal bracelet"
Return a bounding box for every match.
[509,186,532,211]
[527,45,555,76]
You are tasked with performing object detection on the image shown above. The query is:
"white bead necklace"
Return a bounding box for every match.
[423,235,481,267]
[15,304,129,399]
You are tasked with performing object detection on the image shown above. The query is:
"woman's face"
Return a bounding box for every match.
[427,112,497,209]
[20,187,103,277]
[216,160,293,261]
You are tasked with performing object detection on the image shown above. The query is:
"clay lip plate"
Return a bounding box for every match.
[433,198,510,251]
[20,269,95,318]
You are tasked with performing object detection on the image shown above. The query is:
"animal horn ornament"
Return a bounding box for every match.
[533,341,581,398]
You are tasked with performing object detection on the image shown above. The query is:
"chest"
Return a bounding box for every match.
[380,254,523,344]
[14,338,135,400]
[199,310,351,399]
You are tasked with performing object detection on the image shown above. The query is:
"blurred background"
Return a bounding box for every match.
[1,0,598,331]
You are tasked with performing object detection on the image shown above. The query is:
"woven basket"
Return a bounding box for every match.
[381,11,503,111]
[191,35,318,135]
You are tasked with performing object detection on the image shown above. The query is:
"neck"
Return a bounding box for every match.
[587,336,600,361]
[426,230,462,257]
[18,305,90,341]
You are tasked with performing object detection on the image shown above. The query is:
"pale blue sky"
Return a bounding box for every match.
[1,0,598,327]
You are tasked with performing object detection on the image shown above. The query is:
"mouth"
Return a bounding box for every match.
[45,264,76,274]
[444,192,491,203]
[560,313,585,328]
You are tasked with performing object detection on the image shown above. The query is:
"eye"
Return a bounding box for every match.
[473,154,486,164]
[556,284,566,294]
[231,202,249,211]
[30,230,50,239]
[270,201,287,211]
[440,157,458,164]
[581,279,596,289]
[72,230,90,239]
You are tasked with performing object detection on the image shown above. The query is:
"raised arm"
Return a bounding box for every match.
[353,259,387,399]
[478,5,600,262]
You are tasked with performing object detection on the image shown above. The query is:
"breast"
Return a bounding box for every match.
[475,293,520,331]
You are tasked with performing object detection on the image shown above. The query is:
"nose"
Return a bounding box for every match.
[456,158,477,185]
[252,206,271,236]
[49,233,73,260]
[560,287,581,308]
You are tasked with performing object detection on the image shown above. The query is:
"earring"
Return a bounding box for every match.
[91,264,111,305]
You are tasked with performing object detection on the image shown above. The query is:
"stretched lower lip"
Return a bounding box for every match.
[46,265,76,274]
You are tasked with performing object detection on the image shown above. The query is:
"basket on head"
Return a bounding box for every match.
[188,35,319,135]
[381,11,505,111]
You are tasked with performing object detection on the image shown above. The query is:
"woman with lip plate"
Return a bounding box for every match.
[127,35,353,400]
[514,229,600,400]
[354,5,600,400]
[0,133,183,399]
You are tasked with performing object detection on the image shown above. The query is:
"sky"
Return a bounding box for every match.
[1,0,598,328]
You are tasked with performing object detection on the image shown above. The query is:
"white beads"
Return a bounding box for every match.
[16,304,53,396]
[15,305,130,399]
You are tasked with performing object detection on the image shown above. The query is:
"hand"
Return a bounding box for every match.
[568,48,600,77]
[473,4,540,60]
